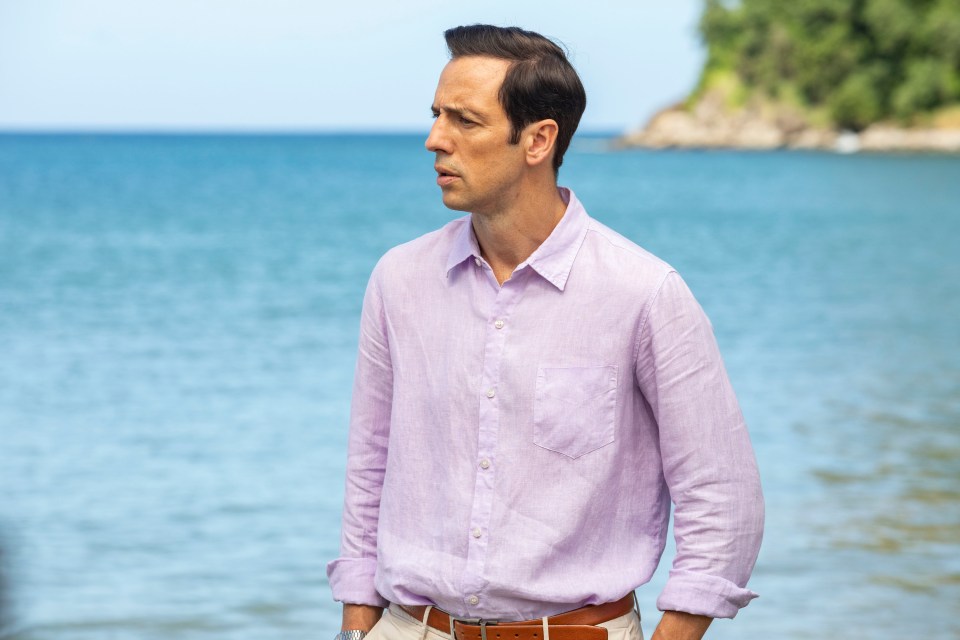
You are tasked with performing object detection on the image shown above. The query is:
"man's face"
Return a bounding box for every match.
[426,56,526,216]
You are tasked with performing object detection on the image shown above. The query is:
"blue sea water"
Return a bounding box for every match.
[1,134,958,640]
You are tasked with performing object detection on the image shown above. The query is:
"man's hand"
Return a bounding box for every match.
[341,603,384,633]
[650,610,712,640]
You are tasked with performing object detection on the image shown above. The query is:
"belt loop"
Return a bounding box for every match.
[632,590,641,621]
[419,605,434,640]
[449,616,456,640]
[541,616,550,640]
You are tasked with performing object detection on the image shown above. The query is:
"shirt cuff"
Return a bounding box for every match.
[326,557,390,608]
[657,569,758,619]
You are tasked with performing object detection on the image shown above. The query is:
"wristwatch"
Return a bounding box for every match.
[334,631,366,640]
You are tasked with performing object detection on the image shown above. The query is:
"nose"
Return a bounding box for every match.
[425,116,451,154]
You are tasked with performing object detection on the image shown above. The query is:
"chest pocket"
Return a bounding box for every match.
[533,365,617,459]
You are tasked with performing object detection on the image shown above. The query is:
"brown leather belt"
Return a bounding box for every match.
[400,592,634,640]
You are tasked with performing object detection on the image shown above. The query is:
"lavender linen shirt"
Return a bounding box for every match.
[327,188,764,620]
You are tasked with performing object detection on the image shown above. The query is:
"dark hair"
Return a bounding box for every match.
[444,24,587,173]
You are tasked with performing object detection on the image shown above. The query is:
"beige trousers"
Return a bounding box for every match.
[366,603,644,640]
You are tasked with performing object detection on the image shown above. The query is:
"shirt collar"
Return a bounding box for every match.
[445,214,483,276]
[444,187,589,292]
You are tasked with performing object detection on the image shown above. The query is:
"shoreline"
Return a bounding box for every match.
[616,98,960,154]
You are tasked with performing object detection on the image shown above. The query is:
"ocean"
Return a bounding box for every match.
[1,134,958,639]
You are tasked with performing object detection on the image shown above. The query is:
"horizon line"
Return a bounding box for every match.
[0,127,624,137]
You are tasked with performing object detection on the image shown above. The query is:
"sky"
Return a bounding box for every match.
[0,1,705,134]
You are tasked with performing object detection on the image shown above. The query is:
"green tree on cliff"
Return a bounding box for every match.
[699,0,960,129]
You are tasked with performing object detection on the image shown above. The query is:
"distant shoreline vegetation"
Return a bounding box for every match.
[621,0,960,152]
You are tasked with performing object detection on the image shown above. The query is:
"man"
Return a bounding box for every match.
[328,25,763,640]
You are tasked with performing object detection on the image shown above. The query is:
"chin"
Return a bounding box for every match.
[441,194,471,213]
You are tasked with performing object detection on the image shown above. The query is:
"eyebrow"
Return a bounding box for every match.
[431,104,486,122]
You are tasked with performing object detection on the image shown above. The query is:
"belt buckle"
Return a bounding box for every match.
[455,617,498,640]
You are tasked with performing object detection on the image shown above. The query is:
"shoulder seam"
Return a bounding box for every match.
[632,269,678,366]
[583,224,672,268]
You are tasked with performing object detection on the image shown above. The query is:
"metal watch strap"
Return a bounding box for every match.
[334,631,366,640]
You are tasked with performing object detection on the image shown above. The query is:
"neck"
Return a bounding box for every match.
[471,179,567,285]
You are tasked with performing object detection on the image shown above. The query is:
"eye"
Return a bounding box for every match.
[459,115,476,127]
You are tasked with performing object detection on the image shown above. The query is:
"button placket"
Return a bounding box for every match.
[460,278,521,605]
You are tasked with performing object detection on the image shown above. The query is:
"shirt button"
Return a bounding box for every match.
[468,595,480,606]
[471,527,482,538]
[474,257,481,267]
[494,319,504,329]
[479,458,491,470]
[486,388,496,398]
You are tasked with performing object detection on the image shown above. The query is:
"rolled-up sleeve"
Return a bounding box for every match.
[635,271,764,619]
[326,265,392,607]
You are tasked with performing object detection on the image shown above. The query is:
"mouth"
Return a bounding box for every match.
[435,165,460,187]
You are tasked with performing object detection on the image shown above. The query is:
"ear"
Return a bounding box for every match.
[523,119,559,168]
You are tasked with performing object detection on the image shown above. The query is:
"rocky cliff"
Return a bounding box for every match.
[618,89,960,153]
